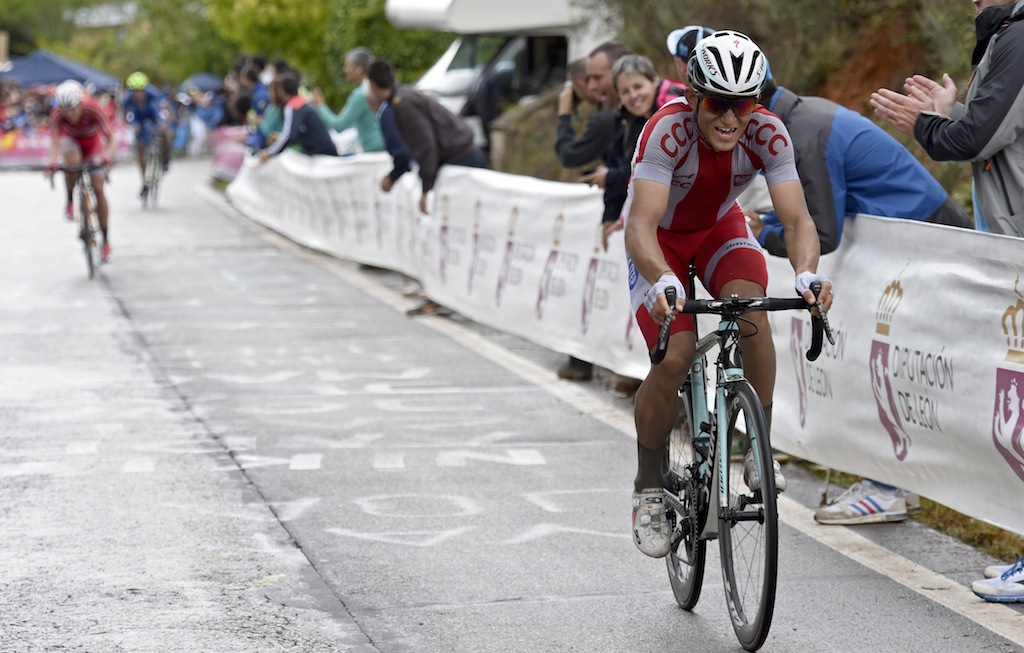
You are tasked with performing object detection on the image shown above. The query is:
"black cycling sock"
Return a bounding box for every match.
[635,441,668,492]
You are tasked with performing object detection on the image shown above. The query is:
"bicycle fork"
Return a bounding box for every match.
[689,360,721,541]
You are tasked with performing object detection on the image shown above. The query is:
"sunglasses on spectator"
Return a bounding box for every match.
[696,94,758,116]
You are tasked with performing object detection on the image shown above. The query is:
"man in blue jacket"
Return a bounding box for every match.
[747,75,971,257]
[743,74,971,527]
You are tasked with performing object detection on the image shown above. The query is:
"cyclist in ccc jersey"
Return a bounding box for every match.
[622,31,834,558]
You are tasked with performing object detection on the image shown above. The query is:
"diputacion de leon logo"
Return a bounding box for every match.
[869,277,955,462]
[992,276,1024,481]
[536,212,566,320]
[869,280,911,460]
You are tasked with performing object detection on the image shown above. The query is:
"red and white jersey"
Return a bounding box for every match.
[624,97,799,232]
[50,96,112,141]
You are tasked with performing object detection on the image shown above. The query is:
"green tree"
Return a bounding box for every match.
[203,0,333,96]
[1,0,94,55]
[318,0,454,106]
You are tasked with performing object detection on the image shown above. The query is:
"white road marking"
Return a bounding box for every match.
[121,457,156,473]
[326,526,474,547]
[288,453,323,470]
[436,448,546,467]
[66,441,99,455]
[373,452,405,470]
[353,494,483,518]
[502,523,631,544]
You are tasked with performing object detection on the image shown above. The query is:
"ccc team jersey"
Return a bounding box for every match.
[50,96,112,141]
[623,97,799,231]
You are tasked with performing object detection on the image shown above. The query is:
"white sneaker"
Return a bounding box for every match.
[983,554,1024,582]
[814,480,907,525]
[972,576,1024,603]
[742,450,787,493]
[632,489,670,558]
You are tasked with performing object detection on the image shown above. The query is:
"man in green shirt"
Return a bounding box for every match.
[311,47,386,153]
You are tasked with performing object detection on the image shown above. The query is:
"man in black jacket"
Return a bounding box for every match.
[367,59,486,214]
[259,73,338,161]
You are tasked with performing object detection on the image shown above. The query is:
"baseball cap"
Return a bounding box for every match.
[666,25,716,61]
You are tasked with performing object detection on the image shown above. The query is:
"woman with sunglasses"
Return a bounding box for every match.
[622,30,834,558]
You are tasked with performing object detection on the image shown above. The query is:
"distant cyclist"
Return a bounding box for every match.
[623,32,832,557]
[45,80,117,263]
[123,71,170,199]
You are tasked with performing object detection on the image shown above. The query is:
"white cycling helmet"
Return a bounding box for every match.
[55,80,85,109]
[687,30,768,98]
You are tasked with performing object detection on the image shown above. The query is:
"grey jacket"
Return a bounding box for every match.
[914,2,1024,237]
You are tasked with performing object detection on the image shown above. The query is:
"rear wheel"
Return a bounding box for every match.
[718,380,777,651]
[665,382,707,610]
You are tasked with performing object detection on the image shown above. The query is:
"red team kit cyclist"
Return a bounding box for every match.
[45,80,118,263]
[623,31,833,557]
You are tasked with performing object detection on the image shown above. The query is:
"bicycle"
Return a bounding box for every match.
[651,269,833,651]
[50,162,107,279]
[142,134,164,208]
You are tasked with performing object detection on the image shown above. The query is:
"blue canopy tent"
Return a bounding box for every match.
[0,50,121,91]
[179,72,223,93]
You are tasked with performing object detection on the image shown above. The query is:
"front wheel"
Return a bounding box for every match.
[719,380,777,651]
[665,382,706,610]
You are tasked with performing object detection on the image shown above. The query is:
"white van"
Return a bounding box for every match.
[385,0,617,148]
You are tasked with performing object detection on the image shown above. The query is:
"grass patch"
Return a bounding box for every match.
[795,460,1024,564]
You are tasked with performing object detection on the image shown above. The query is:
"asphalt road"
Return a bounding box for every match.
[2,159,1021,652]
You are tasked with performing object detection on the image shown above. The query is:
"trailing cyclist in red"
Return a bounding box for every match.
[45,80,118,263]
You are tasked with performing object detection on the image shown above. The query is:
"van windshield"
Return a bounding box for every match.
[415,35,507,97]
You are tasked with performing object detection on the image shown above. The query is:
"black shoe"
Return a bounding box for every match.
[139,184,149,199]
[557,357,593,381]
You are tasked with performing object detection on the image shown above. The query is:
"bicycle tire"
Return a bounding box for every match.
[718,380,777,651]
[665,382,707,610]
[79,183,98,279]
[144,142,161,208]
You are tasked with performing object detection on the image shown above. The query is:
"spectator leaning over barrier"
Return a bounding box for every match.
[743,73,972,527]
[364,83,413,192]
[311,47,385,153]
[258,72,338,160]
[870,0,1024,237]
[366,59,486,215]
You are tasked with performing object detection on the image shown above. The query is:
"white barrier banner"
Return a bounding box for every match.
[227,151,1024,535]
[227,152,423,277]
[766,217,1024,535]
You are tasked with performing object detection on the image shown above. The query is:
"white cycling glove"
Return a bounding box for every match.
[795,271,832,298]
[644,273,684,312]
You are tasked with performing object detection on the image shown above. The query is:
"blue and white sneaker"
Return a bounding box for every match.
[814,480,907,525]
[973,555,1024,602]
[983,554,1024,582]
